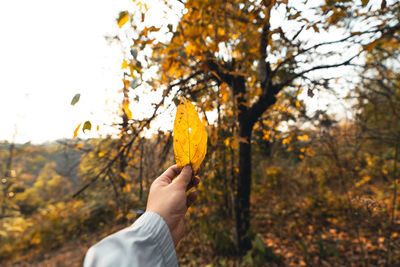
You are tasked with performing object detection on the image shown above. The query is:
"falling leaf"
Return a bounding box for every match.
[70,94,80,106]
[83,121,91,133]
[173,97,207,174]
[73,123,81,139]
[117,12,129,28]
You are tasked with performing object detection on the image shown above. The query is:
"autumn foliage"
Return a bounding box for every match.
[1,0,400,266]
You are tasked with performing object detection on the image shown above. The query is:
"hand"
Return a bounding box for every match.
[146,165,199,246]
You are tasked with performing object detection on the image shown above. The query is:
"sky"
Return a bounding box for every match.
[0,0,136,144]
[0,0,377,144]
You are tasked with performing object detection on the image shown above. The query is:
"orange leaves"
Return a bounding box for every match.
[73,121,93,139]
[363,39,381,52]
[173,97,208,174]
[184,43,197,57]
[123,102,132,120]
[297,134,309,141]
[220,83,229,102]
[73,123,81,139]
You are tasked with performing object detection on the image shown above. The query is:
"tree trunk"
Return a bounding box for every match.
[235,122,253,252]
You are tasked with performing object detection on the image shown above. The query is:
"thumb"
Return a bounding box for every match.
[174,165,192,189]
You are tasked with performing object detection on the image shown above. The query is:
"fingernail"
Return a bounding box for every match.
[183,165,192,173]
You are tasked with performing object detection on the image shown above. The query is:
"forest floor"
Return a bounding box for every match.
[3,183,400,266]
[3,232,94,267]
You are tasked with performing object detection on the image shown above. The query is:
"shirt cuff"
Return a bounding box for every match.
[133,211,177,266]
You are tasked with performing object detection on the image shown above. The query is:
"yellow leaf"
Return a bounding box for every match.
[254,88,262,96]
[121,60,128,69]
[173,97,208,174]
[184,42,196,56]
[123,102,132,120]
[73,123,81,139]
[118,13,129,28]
[224,137,230,147]
[220,83,229,102]
[297,134,309,141]
[123,184,131,193]
[355,175,371,188]
[123,79,130,89]
[282,136,291,145]
[83,121,91,133]
[217,27,225,36]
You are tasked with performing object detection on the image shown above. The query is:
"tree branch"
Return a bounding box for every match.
[271,30,376,77]
[277,54,359,89]
[72,71,202,197]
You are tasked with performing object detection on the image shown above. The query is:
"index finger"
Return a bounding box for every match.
[156,165,180,184]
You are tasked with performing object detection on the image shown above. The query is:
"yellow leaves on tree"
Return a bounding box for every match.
[123,102,132,120]
[173,97,207,174]
[121,60,128,69]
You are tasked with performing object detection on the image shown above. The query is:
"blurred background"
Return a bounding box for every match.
[0,0,399,266]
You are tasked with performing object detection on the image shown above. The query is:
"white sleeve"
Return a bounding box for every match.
[83,211,178,267]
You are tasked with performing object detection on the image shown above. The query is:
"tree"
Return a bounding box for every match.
[32,162,72,203]
[354,8,400,263]
[128,0,383,251]
[74,0,396,253]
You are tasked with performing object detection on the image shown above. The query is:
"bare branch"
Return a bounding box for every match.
[271,30,376,76]
[277,54,359,89]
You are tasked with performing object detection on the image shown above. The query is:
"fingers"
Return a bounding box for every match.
[186,190,197,207]
[173,165,192,189]
[186,175,200,191]
[156,165,180,184]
